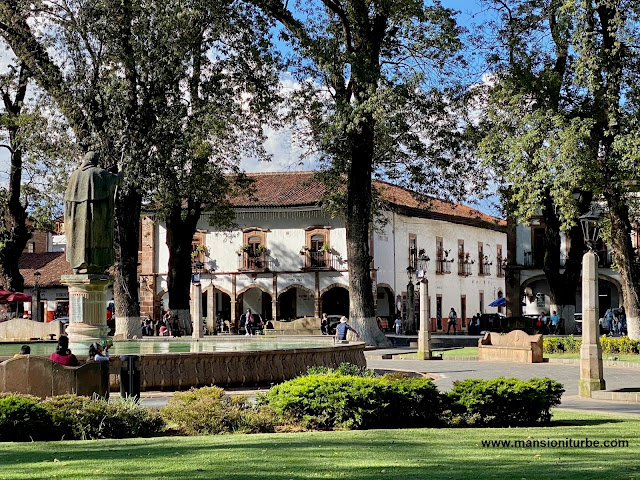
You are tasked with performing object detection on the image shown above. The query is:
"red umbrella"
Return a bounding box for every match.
[0,289,14,303]
[6,292,32,302]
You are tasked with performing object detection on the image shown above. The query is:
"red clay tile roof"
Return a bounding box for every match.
[229,171,505,230]
[19,252,73,288]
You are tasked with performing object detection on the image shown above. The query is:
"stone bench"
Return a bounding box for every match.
[478,330,543,363]
[0,356,109,398]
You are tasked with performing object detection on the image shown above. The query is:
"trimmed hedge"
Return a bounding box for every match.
[0,394,54,442]
[447,377,564,427]
[0,393,164,442]
[543,335,640,355]
[160,386,276,435]
[262,372,443,429]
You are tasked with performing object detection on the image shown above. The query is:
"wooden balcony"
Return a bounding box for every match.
[301,251,339,270]
[237,253,271,272]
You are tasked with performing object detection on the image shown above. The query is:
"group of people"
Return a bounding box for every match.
[140,312,183,337]
[602,307,627,336]
[17,335,112,367]
[534,311,561,334]
[239,309,270,335]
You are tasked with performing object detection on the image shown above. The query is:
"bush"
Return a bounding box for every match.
[306,362,376,377]
[447,377,564,427]
[42,395,164,440]
[600,335,640,354]
[543,335,581,353]
[263,372,443,429]
[0,394,54,442]
[161,386,276,435]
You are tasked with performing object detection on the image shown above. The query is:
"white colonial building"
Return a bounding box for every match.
[139,172,507,332]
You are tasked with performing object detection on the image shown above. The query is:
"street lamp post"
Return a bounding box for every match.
[191,261,205,339]
[33,271,41,322]
[416,255,431,360]
[578,206,606,397]
[405,266,416,334]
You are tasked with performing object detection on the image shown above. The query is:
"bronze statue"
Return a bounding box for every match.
[64,152,122,274]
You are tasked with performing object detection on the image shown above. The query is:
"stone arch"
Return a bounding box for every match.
[320,282,350,298]
[237,283,273,297]
[320,283,349,317]
[277,283,315,299]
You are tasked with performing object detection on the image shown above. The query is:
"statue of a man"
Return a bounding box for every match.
[64,152,122,274]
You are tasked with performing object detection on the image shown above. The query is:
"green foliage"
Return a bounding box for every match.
[543,335,582,353]
[42,394,164,440]
[448,377,565,427]
[543,335,640,355]
[306,362,377,377]
[599,335,640,355]
[263,372,443,430]
[160,386,276,435]
[0,394,54,442]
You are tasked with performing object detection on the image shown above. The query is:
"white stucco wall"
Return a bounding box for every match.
[150,206,506,325]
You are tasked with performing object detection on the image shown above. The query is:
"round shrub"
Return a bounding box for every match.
[448,377,564,427]
[263,373,443,429]
[161,386,276,435]
[0,394,54,442]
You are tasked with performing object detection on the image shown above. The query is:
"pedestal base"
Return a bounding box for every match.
[579,378,606,397]
[416,329,432,360]
[61,274,112,355]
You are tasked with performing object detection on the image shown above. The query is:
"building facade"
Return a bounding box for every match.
[504,214,622,330]
[139,172,507,332]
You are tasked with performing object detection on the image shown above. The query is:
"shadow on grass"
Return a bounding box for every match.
[551,418,624,426]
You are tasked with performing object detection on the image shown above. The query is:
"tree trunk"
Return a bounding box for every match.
[346,120,391,347]
[165,202,201,336]
[0,147,29,292]
[606,192,640,339]
[541,193,587,335]
[113,188,142,338]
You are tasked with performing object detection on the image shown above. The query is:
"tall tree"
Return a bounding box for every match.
[251,0,471,345]
[0,60,74,292]
[144,0,278,332]
[476,0,640,338]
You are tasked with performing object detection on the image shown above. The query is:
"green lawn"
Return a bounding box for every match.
[1,411,639,480]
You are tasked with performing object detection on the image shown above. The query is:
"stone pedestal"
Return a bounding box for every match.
[191,282,203,339]
[61,274,111,355]
[579,251,605,397]
[417,280,432,360]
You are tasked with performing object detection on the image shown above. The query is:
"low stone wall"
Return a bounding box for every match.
[478,330,543,363]
[108,342,366,391]
[0,355,109,398]
[270,317,320,335]
[0,318,65,341]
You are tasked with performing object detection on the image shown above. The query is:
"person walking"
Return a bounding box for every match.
[604,308,614,336]
[550,311,560,335]
[447,308,457,334]
[394,316,402,335]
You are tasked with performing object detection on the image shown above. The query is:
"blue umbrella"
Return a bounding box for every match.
[489,297,506,307]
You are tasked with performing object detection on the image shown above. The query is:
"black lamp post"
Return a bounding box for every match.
[405,265,416,334]
[33,271,41,322]
[579,206,601,251]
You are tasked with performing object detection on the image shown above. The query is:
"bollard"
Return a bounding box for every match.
[119,354,141,400]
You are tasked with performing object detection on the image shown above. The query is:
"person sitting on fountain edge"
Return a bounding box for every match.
[49,335,78,366]
[334,316,360,341]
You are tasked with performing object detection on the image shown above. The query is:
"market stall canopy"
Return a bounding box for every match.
[489,297,506,307]
[1,292,31,303]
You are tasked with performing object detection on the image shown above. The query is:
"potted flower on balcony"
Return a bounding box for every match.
[321,242,331,252]
[299,245,310,255]
[236,244,250,256]
[256,244,268,256]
